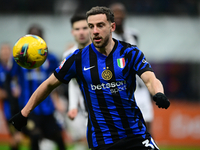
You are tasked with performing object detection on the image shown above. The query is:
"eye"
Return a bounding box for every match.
[88,24,93,29]
[83,27,88,30]
[98,23,104,28]
[74,28,80,31]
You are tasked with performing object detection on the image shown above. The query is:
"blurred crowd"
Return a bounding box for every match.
[0,0,199,16]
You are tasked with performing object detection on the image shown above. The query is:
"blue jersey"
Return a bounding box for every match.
[0,60,21,120]
[43,52,59,76]
[0,63,11,119]
[10,59,30,110]
[11,53,59,115]
[26,67,56,115]
[26,53,59,115]
[54,39,154,148]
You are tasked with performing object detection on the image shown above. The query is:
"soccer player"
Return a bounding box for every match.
[110,2,154,133]
[10,6,170,150]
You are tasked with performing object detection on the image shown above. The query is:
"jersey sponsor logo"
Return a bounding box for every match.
[59,59,66,69]
[101,69,112,80]
[117,58,125,68]
[83,66,95,71]
[91,80,127,94]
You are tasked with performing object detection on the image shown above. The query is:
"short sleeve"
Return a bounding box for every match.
[54,53,77,84]
[132,49,154,77]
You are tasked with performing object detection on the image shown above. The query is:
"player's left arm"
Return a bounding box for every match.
[140,71,163,95]
[140,71,170,109]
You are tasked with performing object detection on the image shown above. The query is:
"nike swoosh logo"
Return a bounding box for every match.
[84,66,95,71]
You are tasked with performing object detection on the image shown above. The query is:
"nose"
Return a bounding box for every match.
[93,26,99,35]
[79,29,84,34]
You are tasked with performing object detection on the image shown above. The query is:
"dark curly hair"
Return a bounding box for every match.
[86,6,114,23]
[70,13,86,27]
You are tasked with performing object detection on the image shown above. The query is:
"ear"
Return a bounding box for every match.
[111,22,116,32]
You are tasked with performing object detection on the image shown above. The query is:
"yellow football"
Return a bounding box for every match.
[13,34,48,69]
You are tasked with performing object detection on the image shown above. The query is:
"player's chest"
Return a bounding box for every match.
[81,57,128,84]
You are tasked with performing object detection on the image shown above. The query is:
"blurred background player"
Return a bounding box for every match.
[0,43,21,150]
[110,2,154,133]
[11,24,67,150]
[62,13,91,150]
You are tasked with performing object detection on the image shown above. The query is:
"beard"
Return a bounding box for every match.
[92,34,110,48]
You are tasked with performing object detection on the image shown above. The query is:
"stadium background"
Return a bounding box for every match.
[0,0,200,149]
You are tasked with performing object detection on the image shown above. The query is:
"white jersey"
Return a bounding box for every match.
[112,28,139,45]
[112,28,154,122]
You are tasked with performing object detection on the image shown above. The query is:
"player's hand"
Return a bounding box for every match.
[9,111,27,131]
[67,108,78,120]
[153,93,170,109]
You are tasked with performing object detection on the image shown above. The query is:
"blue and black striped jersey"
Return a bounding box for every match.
[54,39,154,148]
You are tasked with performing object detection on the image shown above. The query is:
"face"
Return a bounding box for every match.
[0,44,12,64]
[72,20,90,45]
[111,6,125,27]
[87,14,115,48]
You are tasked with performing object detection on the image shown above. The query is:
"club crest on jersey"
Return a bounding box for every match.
[102,69,112,80]
[117,58,125,68]
[59,59,66,69]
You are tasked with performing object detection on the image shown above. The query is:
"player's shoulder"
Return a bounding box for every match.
[125,28,140,36]
[117,39,138,51]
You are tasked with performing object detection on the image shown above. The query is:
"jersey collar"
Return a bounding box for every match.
[91,38,118,59]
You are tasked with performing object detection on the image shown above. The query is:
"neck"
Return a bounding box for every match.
[96,38,115,56]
